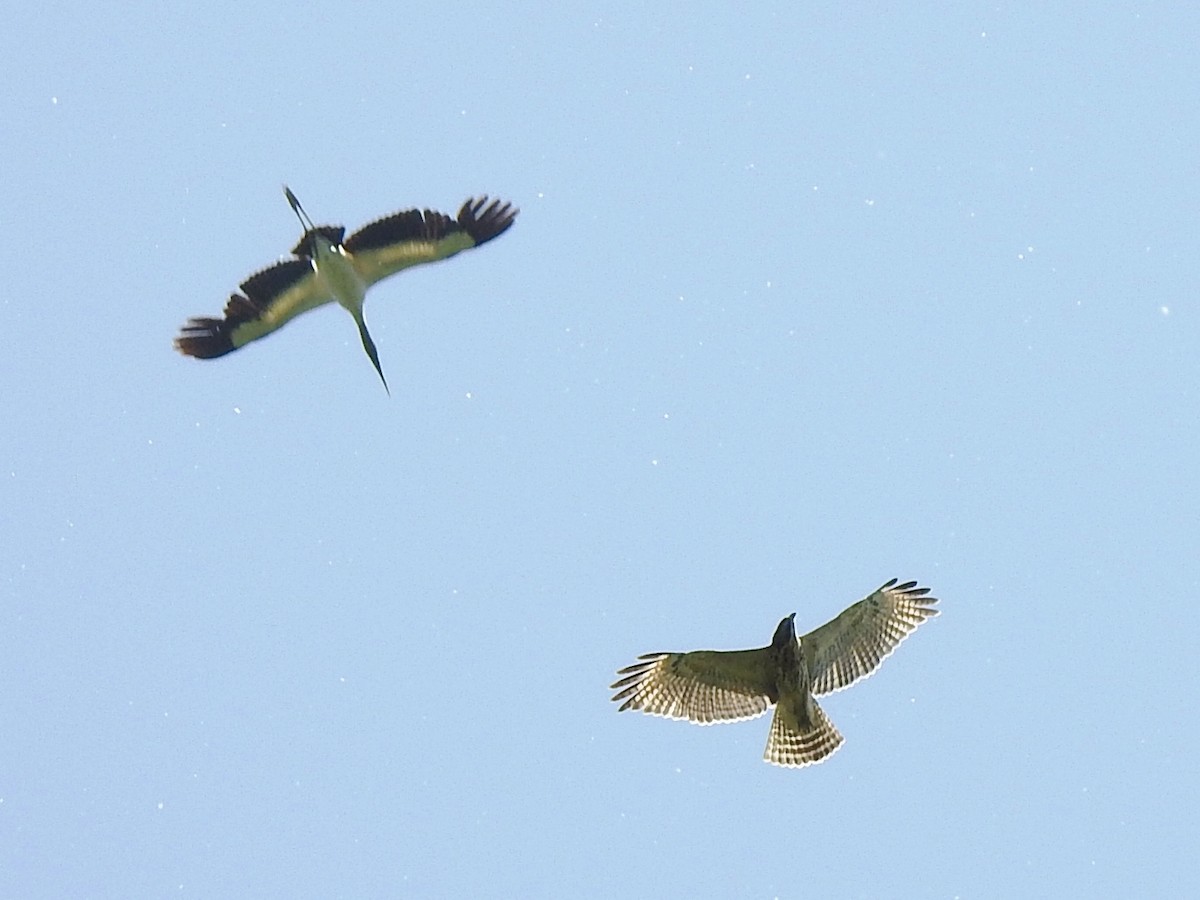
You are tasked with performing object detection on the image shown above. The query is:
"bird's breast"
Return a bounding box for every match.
[772,641,809,697]
[313,246,368,311]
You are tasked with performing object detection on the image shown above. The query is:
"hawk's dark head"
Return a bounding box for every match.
[771,613,797,649]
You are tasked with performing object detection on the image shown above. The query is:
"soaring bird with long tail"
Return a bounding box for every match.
[174,187,518,392]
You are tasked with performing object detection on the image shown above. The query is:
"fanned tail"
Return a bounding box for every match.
[764,697,844,768]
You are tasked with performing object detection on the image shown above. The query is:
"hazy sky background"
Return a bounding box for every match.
[3,3,1197,897]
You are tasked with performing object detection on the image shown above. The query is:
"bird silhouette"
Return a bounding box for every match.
[612,578,939,767]
[175,187,518,391]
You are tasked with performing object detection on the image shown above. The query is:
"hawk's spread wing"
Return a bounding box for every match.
[611,648,774,724]
[802,578,939,696]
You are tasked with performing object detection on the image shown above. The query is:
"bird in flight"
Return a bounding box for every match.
[611,578,939,767]
[174,187,518,392]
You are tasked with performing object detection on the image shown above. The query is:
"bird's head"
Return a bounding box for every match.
[771,613,797,648]
[282,185,345,258]
[293,227,345,259]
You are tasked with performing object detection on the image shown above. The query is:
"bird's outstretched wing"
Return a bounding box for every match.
[765,696,843,768]
[345,197,518,286]
[802,578,939,696]
[174,259,326,358]
[611,647,774,724]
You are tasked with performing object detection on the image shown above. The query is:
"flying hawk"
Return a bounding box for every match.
[174,187,518,392]
[611,578,939,767]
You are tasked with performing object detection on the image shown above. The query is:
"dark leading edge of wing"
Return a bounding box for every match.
[174,259,312,359]
[345,196,517,254]
[290,225,346,259]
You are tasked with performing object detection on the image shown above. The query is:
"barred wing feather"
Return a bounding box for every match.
[802,578,939,696]
[611,648,774,724]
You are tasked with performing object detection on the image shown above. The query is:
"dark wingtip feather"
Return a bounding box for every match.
[343,196,517,255]
[458,197,518,246]
[174,318,234,358]
[885,578,940,616]
[173,293,263,359]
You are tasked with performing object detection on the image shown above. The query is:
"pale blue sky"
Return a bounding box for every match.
[3,3,1197,897]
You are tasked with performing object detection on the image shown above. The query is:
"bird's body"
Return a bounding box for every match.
[611,578,939,767]
[174,187,518,391]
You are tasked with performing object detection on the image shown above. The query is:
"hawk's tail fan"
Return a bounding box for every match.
[764,698,844,768]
